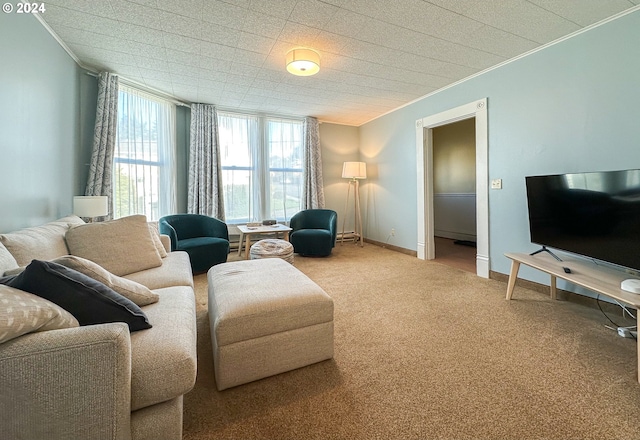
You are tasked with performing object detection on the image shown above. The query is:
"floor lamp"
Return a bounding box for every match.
[340,161,366,246]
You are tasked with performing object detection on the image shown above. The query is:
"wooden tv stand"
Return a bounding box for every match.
[505,252,640,382]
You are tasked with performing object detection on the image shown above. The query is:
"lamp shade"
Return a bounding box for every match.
[286,48,320,76]
[342,162,367,180]
[73,196,109,218]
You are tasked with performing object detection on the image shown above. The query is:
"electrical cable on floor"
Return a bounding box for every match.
[613,298,637,320]
[590,257,638,321]
[597,294,637,340]
[597,294,621,327]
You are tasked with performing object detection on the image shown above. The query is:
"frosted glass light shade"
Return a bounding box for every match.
[73,196,108,218]
[286,48,320,76]
[342,162,367,179]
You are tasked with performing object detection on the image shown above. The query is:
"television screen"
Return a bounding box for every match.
[525,169,640,271]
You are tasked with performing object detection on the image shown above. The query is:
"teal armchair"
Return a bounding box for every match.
[289,209,338,257]
[159,214,229,273]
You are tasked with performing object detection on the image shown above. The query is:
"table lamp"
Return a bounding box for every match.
[73,196,109,222]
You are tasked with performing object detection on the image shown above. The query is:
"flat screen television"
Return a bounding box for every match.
[525,169,640,271]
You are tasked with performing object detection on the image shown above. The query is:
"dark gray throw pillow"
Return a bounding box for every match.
[0,260,151,332]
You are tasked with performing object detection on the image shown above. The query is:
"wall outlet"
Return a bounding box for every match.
[390,228,395,236]
[491,179,502,189]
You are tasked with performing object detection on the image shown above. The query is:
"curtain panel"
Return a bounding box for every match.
[85,72,119,220]
[188,103,225,220]
[302,116,325,209]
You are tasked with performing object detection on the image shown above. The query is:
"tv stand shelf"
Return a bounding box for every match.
[505,252,640,382]
[505,253,640,305]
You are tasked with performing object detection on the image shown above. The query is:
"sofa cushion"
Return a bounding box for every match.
[130,285,197,410]
[65,215,162,276]
[0,242,19,276]
[1,260,152,332]
[52,255,159,307]
[124,251,193,290]
[0,285,79,343]
[0,215,85,266]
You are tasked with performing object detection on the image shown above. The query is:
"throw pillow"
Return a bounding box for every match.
[0,215,85,266]
[3,266,24,277]
[0,260,151,332]
[0,241,19,275]
[0,285,79,344]
[52,255,159,306]
[148,222,168,258]
[65,215,163,276]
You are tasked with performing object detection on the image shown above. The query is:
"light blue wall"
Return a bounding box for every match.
[319,123,360,231]
[2,6,638,287]
[359,10,640,283]
[0,12,93,232]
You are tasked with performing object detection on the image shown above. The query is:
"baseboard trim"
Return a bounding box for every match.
[362,238,417,257]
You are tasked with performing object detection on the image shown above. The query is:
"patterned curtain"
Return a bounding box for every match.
[188,103,225,220]
[302,116,325,209]
[85,72,119,220]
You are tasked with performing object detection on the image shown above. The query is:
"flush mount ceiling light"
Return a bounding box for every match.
[286,48,320,76]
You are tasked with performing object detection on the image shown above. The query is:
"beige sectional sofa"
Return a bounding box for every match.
[0,215,197,440]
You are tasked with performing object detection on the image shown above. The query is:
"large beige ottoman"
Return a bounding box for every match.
[207,258,334,391]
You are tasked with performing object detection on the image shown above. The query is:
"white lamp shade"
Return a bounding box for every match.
[342,162,367,179]
[73,196,109,218]
[286,48,320,76]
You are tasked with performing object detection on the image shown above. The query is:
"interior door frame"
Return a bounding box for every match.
[416,99,489,278]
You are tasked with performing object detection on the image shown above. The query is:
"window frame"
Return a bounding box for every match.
[218,111,304,224]
[112,85,176,221]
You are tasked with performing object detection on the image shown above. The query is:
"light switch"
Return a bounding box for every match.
[491,179,502,189]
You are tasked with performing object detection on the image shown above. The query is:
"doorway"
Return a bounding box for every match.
[433,237,477,273]
[416,99,489,278]
[432,118,477,273]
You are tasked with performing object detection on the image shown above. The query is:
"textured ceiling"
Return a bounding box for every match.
[38,0,640,126]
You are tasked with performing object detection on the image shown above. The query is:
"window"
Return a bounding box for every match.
[113,85,176,221]
[218,111,303,223]
[268,118,304,221]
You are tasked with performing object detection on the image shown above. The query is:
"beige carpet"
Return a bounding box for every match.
[183,244,640,440]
